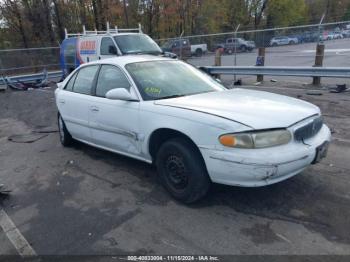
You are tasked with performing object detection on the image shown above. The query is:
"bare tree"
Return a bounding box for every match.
[0,0,29,47]
[123,0,129,27]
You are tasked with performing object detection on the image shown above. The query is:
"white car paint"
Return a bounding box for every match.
[55,55,331,187]
[77,33,162,63]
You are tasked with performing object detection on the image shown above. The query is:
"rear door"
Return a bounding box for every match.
[89,65,141,155]
[57,65,100,142]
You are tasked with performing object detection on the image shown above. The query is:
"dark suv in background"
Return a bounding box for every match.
[162,39,191,57]
[216,38,255,54]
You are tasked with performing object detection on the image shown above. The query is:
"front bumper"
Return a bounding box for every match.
[200,124,331,187]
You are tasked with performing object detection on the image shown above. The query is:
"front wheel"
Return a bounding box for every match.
[156,138,211,203]
[240,45,247,52]
[58,113,73,146]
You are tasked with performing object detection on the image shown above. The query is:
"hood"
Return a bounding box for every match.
[154,89,320,129]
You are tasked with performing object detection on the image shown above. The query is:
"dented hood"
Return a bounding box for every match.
[154,89,320,129]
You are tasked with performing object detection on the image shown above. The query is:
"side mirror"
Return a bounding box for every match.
[163,52,177,59]
[106,88,138,101]
[109,45,117,55]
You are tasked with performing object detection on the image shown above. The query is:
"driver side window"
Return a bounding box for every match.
[95,65,131,97]
[100,37,117,55]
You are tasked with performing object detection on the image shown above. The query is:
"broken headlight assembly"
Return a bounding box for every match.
[219,129,292,149]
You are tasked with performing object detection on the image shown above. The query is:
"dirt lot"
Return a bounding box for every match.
[0,85,349,256]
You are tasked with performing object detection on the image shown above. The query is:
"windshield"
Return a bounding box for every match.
[126,60,226,101]
[113,34,162,55]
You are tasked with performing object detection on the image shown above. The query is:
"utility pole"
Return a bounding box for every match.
[179,31,184,60]
[313,14,326,86]
[234,24,240,83]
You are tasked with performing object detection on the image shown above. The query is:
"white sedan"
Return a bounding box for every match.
[55,55,331,203]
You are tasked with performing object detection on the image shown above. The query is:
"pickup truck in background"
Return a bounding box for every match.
[162,39,207,57]
[216,38,256,54]
[191,43,207,56]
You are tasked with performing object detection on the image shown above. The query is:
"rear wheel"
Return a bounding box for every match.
[58,113,73,146]
[156,138,211,203]
[195,48,203,57]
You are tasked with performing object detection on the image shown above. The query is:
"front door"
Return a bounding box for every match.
[89,65,141,156]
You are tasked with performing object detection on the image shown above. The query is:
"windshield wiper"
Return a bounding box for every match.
[154,91,215,101]
[126,51,161,55]
[154,94,186,100]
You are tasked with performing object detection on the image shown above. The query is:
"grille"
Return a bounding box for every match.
[294,116,323,141]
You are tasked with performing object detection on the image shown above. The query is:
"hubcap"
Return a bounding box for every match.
[165,155,188,190]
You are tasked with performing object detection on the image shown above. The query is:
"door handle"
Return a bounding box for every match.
[59,99,65,104]
[90,106,99,112]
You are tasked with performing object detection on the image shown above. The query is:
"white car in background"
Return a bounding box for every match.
[321,31,344,41]
[270,36,299,46]
[55,55,331,203]
[328,31,344,40]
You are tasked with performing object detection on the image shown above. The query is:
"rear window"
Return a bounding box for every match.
[64,72,77,91]
[73,65,99,95]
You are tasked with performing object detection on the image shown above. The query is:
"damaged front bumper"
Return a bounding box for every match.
[200,124,331,187]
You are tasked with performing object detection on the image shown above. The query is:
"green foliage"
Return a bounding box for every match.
[0,0,349,48]
[343,3,350,20]
[267,0,307,27]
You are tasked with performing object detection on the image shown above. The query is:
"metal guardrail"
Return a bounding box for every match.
[0,71,62,85]
[200,66,350,78]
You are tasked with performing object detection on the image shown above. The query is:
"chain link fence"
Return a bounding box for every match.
[0,47,60,77]
[155,20,350,85]
[157,21,350,66]
[0,20,349,86]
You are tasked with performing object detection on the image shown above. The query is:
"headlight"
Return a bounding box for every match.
[219,129,291,149]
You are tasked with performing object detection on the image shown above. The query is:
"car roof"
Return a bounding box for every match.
[110,32,145,37]
[66,32,146,40]
[85,55,174,67]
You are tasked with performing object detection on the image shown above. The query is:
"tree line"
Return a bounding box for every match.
[0,0,350,48]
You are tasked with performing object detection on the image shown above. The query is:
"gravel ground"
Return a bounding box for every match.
[0,85,349,257]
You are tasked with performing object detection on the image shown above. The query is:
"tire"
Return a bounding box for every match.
[289,41,295,45]
[58,113,73,146]
[156,138,211,203]
[227,49,233,55]
[195,48,203,57]
[240,45,247,52]
[272,43,278,47]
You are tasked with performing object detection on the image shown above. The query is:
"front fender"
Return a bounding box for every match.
[139,103,251,161]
